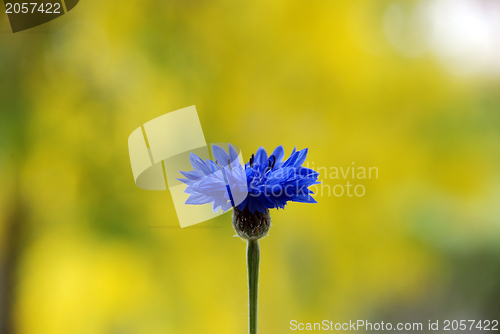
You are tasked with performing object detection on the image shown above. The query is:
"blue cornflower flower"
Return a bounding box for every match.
[177,144,320,215]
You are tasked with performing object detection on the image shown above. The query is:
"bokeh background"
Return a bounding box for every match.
[2,0,500,333]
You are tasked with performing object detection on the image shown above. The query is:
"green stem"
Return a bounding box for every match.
[247,239,260,334]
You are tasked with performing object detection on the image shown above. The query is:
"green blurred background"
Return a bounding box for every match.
[1,0,500,333]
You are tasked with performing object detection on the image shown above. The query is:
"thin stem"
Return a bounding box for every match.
[247,239,260,334]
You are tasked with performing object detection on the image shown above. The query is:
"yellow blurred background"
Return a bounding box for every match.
[1,0,500,333]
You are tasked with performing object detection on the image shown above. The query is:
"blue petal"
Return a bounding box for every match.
[176,177,195,186]
[212,195,228,213]
[189,153,211,175]
[228,144,239,164]
[248,196,267,214]
[237,197,249,211]
[270,145,285,164]
[222,201,233,212]
[296,167,319,177]
[294,148,308,167]
[186,193,212,205]
[212,144,230,166]
[292,193,317,203]
[266,167,295,183]
[205,159,218,173]
[254,146,268,166]
[179,170,205,180]
[282,152,298,167]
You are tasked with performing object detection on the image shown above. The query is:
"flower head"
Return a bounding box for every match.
[177,144,320,215]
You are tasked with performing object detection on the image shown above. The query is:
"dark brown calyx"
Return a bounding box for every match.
[232,207,271,240]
